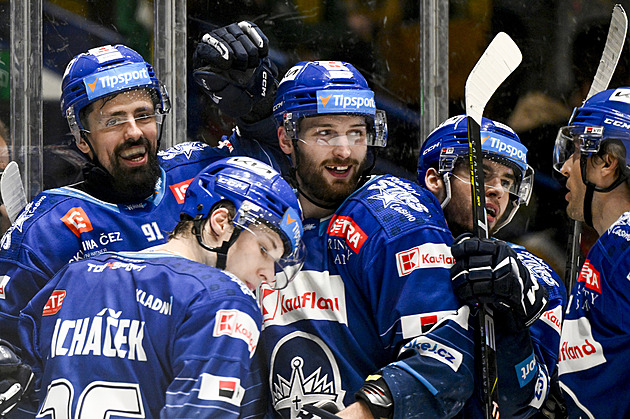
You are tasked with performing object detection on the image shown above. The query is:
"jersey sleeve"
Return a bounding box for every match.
[487,247,566,418]
[351,223,475,419]
[0,196,79,347]
[161,292,265,418]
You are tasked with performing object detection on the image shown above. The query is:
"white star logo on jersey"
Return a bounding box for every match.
[158,142,209,161]
[367,178,428,214]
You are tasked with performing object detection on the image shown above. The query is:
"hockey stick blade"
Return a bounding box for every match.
[1,161,28,223]
[465,32,522,419]
[465,32,523,125]
[586,4,628,100]
[566,4,627,292]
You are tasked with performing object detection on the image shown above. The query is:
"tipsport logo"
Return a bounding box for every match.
[83,62,151,100]
[316,89,376,115]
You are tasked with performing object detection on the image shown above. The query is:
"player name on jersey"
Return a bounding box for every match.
[49,307,147,361]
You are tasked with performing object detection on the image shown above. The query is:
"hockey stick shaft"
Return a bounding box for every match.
[566,4,627,292]
[465,32,522,419]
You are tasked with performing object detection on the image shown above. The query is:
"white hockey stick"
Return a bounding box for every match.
[465,31,522,419]
[1,161,28,223]
[566,4,627,292]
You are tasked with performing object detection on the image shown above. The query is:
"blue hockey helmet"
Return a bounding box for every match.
[60,44,171,142]
[418,115,534,232]
[554,87,630,174]
[181,156,305,289]
[272,61,387,147]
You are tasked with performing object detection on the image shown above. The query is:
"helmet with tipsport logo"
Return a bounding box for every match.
[272,61,387,147]
[182,156,305,289]
[554,87,630,174]
[60,44,171,142]
[417,115,534,232]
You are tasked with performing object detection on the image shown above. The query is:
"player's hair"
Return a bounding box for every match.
[169,201,235,239]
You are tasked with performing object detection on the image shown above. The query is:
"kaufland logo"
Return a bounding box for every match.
[213,309,259,357]
[84,63,151,100]
[317,89,376,115]
[558,318,606,375]
[395,243,454,276]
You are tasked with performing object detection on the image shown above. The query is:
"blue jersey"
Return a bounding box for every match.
[458,244,566,418]
[558,211,630,418]
[259,174,476,419]
[18,250,266,418]
[0,140,279,347]
[223,128,565,418]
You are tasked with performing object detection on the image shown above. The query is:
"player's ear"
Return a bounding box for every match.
[208,207,233,241]
[76,134,91,155]
[425,168,444,192]
[278,127,293,155]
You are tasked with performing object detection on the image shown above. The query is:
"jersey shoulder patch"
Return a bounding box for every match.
[346,175,448,237]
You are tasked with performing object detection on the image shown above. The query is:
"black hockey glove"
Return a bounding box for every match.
[0,340,34,416]
[192,21,278,122]
[450,234,549,329]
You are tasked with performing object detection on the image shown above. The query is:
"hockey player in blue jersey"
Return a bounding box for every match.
[193,24,477,419]
[0,39,286,415]
[417,115,566,417]
[17,156,305,418]
[553,87,630,418]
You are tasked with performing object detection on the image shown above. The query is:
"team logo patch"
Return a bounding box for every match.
[327,215,367,254]
[61,207,93,237]
[367,178,428,221]
[270,331,346,417]
[169,178,193,204]
[213,309,260,357]
[395,243,454,276]
[43,290,66,316]
[198,373,245,406]
[158,142,209,160]
[577,259,601,293]
[0,275,10,300]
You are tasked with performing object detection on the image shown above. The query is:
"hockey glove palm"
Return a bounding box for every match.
[450,234,548,329]
[0,340,34,416]
[192,21,278,122]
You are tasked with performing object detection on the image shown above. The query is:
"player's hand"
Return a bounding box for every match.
[192,21,278,121]
[450,234,549,329]
[0,340,34,416]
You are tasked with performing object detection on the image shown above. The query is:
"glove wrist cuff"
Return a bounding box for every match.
[355,375,394,419]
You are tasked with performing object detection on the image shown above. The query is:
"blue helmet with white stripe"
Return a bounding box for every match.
[554,87,630,173]
[272,61,387,147]
[61,44,171,142]
[418,115,534,231]
[182,156,305,289]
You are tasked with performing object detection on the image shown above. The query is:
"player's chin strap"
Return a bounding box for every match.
[580,154,628,227]
[289,140,377,211]
[192,217,242,269]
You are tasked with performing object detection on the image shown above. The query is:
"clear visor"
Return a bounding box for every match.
[73,88,166,134]
[283,111,387,147]
[234,203,305,290]
[441,151,533,205]
[553,125,603,173]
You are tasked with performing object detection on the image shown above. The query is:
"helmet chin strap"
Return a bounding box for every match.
[192,217,242,270]
[580,154,627,228]
[440,173,453,209]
